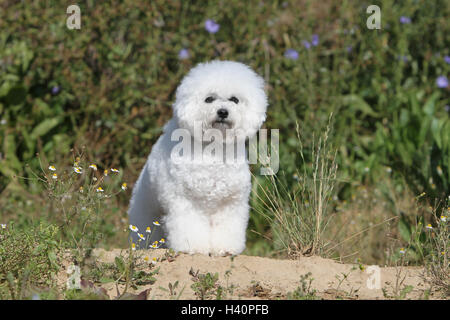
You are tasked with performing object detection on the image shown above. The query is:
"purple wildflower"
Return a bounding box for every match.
[311,34,319,46]
[398,55,408,62]
[444,56,450,64]
[445,105,450,113]
[302,40,311,50]
[399,16,411,24]
[346,46,353,53]
[51,86,60,95]
[436,76,449,88]
[178,48,190,60]
[284,49,299,60]
[205,19,220,34]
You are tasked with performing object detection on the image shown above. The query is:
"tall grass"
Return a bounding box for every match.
[253,116,338,257]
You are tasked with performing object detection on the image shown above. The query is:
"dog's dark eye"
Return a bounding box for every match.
[205,96,215,103]
[229,96,239,104]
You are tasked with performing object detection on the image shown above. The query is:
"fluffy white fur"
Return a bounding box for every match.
[128,60,268,255]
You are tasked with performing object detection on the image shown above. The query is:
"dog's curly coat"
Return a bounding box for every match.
[128,60,268,255]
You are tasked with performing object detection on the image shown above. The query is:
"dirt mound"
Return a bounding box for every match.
[60,249,438,300]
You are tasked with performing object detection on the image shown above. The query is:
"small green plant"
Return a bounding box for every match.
[382,282,414,300]
[332,267,359,299]
[41,152,126,251]
[0,222,60,299]
[382,263,415,300]
[424,203,449,296]
[287,272,318,300]
[113,247,159,297]
[158,280,186,300]
[190,269,224,300]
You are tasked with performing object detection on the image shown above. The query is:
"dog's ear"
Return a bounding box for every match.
[172,85,201,132]
[241,73,268,138]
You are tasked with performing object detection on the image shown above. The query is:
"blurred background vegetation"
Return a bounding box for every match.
[0,0,449,265]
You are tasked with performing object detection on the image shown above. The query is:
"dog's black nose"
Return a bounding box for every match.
[217,108,229,119]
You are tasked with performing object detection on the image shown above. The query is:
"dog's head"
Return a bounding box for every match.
[173,60,268,142]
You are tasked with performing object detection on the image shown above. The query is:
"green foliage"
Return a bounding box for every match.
[373,90,449,199]
[0,0,449,268]
[0,0,448,198]
[190,269,222,300]
[0,222,61,299]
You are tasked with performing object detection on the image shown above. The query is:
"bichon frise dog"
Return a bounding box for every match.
[128,60,268,255]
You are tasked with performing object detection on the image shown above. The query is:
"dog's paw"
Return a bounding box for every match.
[209,247,240,257]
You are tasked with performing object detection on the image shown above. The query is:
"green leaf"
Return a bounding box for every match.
[417,117,431,147]
[99,277,115,284]
[30,117,61,140]
[3,134,21,172]
[423,92,440,116]
[114,256,125,273]
[341,95,378,117]
[399,108,410,127]
[397,143,412,166]
[398,217,411,242]
[430,118,444,149]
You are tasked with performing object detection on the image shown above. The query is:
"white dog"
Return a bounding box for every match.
[128,60,268,255]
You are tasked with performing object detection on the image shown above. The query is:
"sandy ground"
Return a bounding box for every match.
[60,248,442,300]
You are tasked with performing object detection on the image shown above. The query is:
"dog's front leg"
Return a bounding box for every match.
[163,198,211,255]
[209,203,249,256]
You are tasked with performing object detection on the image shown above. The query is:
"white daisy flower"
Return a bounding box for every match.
[150,241,159,249]
[425,224,433,230]
[153,221,161,226]
[129,225,138,232]
[138,233,145,241]
[131,243,136,251]
[48,165,56,171]
[145,226,151,233]
[111,168,119,173]
[159,238,165,244]
[96,187,104,193]
[121,183,127,191]
[73,167,83,174]
[1,224,6,229]
[89,164,98,171]
[440,216,447,223]
[52,173,58,180]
